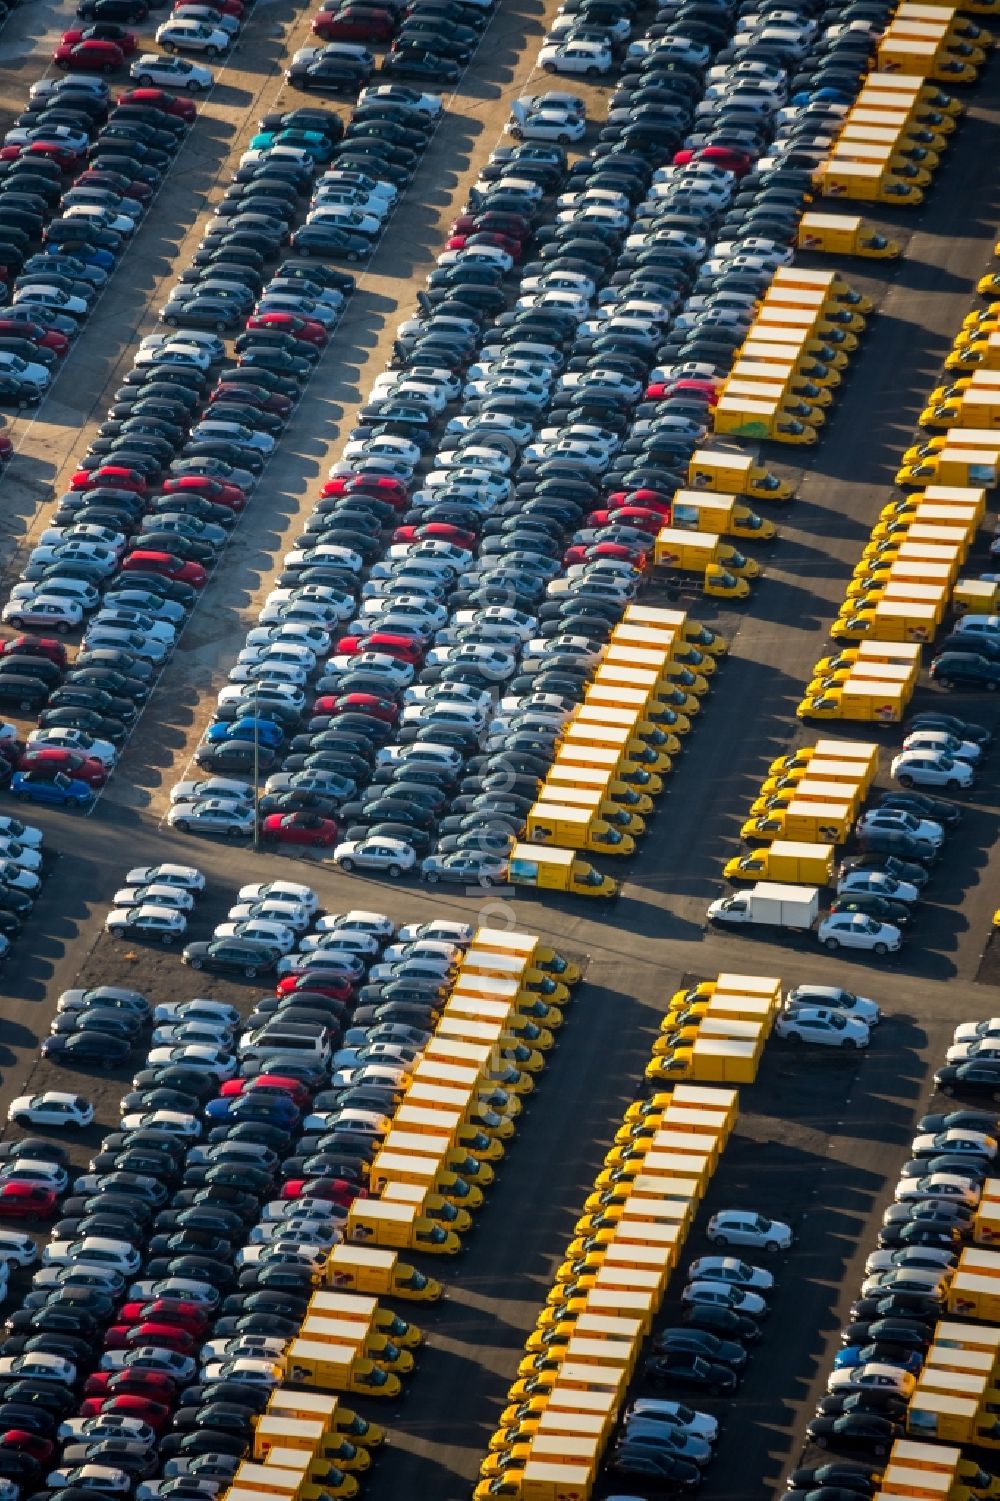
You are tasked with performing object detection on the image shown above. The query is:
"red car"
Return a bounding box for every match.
[571,541,647,568]
[0,1433,53,1463]
[212,382,291,417]
[246,312,327,346]
[584,507,664,534]
[19,749,107,786]
[117,1299,208,1333]
[0,1183,57,1220]
[0,141,81,169]
[0,635,68,667]
[391,522,475,550]
[445,231,521,258]
[77,167,154,201]
[220,1072,311,1104]
[605,487,669,509]
[321,474,409,502]
[61,24,138,53]
[275,973,353,1001]
[673,144,753,176]
[336,632,423,664]
[260,812,338,848]
[160,475,247,510]
[119,86,197,121]
[0,319,70,356]
[122,549,207,587]
[312,5,396,40]
[84,1369,178,1400]
[100,1395,173,1432]
[53,37,127,70]
[71,466,148,492]
[280,1177,365,1205]
[320,692,398,724]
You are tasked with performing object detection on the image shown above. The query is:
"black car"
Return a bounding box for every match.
[787,1462,882,1496]
[182,940,280,978]
[930,651,1000,690]
[654,1328,748,1369]
[41,1033,132,1065]
[840,1317,931,1352]
[909,710,991,745]
[934,1061,1000,1101]
[837,852,930,888]
[642,1352,739,1395]
[830,894,914,927]
[805,1413,900,1457]
[853,826,939,864]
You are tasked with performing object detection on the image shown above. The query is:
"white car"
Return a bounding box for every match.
[171,777,253,807]
[145,1045,235,1078]
[105,905,188,944]
[894,1173,981,1206]
[890,749,974,790]
[774,1007,871,1048]
[912,1128,996,1159]
[173,4,239,32]
[836,870,921,906]
[680,1281,767,1318]
[43,1237,141,1274]
[397,919,473,945]
[328,838,414,877]
[826,1363,916,1398]
[538,39,612,74]
[201,1358,282,1386]
[213,919,297,954]
[783,985,881,1025]
[507,103,587,144]
[131,51,215,89]
[26,728,115,765]
[99,1350,196,1380]
[0,816,42,848]
[126,864,204,892]
[112,883,196,913]
[2,596,84,632]
[0,837,41,872]
[627,1399,718,1444]
[686,1256,773,1294]
[705,1211,793,1252]
[229,899,313,932]
[0,1230,38,1267]
[817,913,902,954]
[237,879,318,914]
[358,84,442,115]
[902,730,981,765]
[121,1110,202,1139]
[953,1017,1000,1047]
[7,1092,94,1129]
[156,17,231,52]
[153,999,240,1028]
[167,798,257,837]
[946,1038,1000,1065]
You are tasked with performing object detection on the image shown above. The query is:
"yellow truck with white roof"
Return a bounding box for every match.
[954,577,1000,613]
[920,388,1000,429]
[536,782,645,837]
[771,264,876,314]
[507,844,618,900]
[543,761,654,816]
[796,679,910,722]
[815,158,925,203]
[749,777,862,818]
[711,394,818,445]
[280,1339,402,1399]
[739,798,854,844]
[666,488,776,540]
[344,1199,461,1256]
[727,357,834,407]
[323,1245,442,1301]
[686,447,793,499]
[796,209,901,257]
[896,446,999,487]
[524,803,636,858]
[720,377,826,428]
[830,597,943,642]
[653,528,757,598]
[620,603,728,656]
[723,840,835,885]
[946,332,1000,372]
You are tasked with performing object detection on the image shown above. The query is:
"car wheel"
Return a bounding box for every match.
[842,1037,860,1048]
[947,779,962,790]
[174,817,190,832]
[823,937,840,950]
[543,60,557,70]
[216,320,228,332]
[186,78,201,91]
[297,246,311,257]
[244,964,258,978]
[188,956,203,969]
[898,774,913,787]
[205,44,219,55]
[586,65,599,75]
[139,72,154,84]
[509,125,522,138]
[13,1114,31,1127]
[765,1240,781,1252]
[937,676,953,689]
[103,62,115,73]
[814,1436,828,1449]
[874,1445,888,1458]
[387,863,402,877]
[988,680,998,692]
[161,934,175,946]
[939,1082,955,1096]
[424,871,439,883]
[338,856,354,871]
[873,942,887,955]
[164,314,178,326]
[711,1233,728,1247]
[18,698,34,712]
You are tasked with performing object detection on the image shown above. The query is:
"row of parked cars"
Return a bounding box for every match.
[0,808,48,965]
[171,0,847,876]
[0,73,200,414]
[288,0,494,94]
[0,80,452,793]
[0,894,533,1500]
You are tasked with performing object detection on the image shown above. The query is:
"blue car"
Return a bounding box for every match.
[205,716,284,749]
[834,1343,923,1374]
[205,1094,299,1123]
[11,770,94,807]
[46,242,116,272]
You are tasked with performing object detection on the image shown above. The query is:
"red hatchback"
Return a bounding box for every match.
[280,1177,364,1205]
[119,86,197,121]
[161,475,246,510]
[336,632,423,664]
[61,24,138,53]
[246,312,327,346]
[117,1299,208,1333]
[71,466,148,492]
[212,382,292,417]
[391,522,475,550]
[20,749,107,785]
[261,812,338,847]
[220,1072,312,1105]
[276,973,353,1001]
[312,5,396,40]
[0,1183,57,1220]
[585,507,664,534]
[322,474,409,502]
[0,635,69,667]
[122,549,207,587]
[322,692,398,724]
[0,1433,53,1463]
[99,1395,172,1432]
[0,319,70,356]
[84,1369,178,1400]
[53,37,126,69]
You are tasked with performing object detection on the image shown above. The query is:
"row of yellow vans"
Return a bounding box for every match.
[222,1386,387,1501]
[643,973,782,1085]
[518,606,726,872]
[866,1437,1000,1501]
[811,71,965,204]
[731,737,880,849]
[709,266,871,447]
[470,1053,746,1501]
[507,606,729,896]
